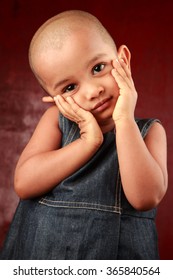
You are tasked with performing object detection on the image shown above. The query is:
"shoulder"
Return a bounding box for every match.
[37,105,60,128]
[16,106,62,168]
[41,105,59,120]
[144,120,168,190]
[144,120,167,146]
[136,118,167,167]
[135,118,166,140]
[30,105,61,145]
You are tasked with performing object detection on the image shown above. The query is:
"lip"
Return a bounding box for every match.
[92,97,112,112]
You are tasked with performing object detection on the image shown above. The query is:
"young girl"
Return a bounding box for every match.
[1,10,167,259]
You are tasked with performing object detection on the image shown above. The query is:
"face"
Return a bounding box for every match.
[34,29,120,126]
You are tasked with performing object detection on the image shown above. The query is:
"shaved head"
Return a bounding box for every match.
[29,10,116,75]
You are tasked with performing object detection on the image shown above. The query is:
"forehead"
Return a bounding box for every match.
[66,28,114,51]
[34,28,115,69]
[52,28,114,60]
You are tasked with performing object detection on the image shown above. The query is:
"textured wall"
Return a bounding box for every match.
[0,0,173,259]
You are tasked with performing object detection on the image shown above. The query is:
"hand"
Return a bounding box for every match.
[111,58,137,123]
[54,95,103,148]
[42,96,55,102]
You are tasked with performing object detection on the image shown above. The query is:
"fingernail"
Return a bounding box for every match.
[54,96,59,103]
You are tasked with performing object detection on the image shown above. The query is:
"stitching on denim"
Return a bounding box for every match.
[139,119,160,139]
[118,173,122,211]
[141,119,152,138]
[39,198,122,210]
[114,165,122,214]
[59,113,64,133]
[39,198,122,213]
[115,170,119,207]
[64,123,79,145]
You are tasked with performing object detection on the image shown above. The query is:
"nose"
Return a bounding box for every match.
[85,82,104,100]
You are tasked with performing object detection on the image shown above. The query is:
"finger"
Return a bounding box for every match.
[66,96,92,121]
[113,59,132,82]
[55,95,92,124]
[111,68,131,91]
[112,59,133,89]
[54,95,80,122]
[42,96,55,103]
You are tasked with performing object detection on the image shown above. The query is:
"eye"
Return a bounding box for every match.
[92,63,105,75]
[63,84,76,93]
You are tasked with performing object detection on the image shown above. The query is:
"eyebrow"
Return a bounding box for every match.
[86,53,107,68]
[53,78,71,90]
[53,53,107,91]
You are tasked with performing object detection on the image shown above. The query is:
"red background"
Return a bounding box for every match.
[0,0,172,259]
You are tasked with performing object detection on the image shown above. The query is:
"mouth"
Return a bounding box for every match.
[92,97,112,113]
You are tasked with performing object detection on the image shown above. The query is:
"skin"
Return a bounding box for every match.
[14,11,168,211]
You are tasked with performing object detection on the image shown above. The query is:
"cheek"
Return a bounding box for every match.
[108,78,120,109]
[113,83,120,99]
[72,94,88,110]
[63,92,86,108]
[108,75,119,98]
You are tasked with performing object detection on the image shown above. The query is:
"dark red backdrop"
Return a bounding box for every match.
[0,0,172,259]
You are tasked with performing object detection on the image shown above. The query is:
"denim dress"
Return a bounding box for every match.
[1,115,160,260]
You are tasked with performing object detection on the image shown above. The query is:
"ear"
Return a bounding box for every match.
[117,45,131,70]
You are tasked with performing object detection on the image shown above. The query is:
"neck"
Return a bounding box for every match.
[99,119,115,134]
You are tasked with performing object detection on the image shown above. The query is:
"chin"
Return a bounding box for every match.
[95,111,113,123]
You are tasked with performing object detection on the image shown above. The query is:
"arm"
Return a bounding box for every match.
[14,100,103,199]
[112,58,168,210]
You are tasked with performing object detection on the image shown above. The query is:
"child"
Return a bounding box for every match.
[1,10,167,259]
